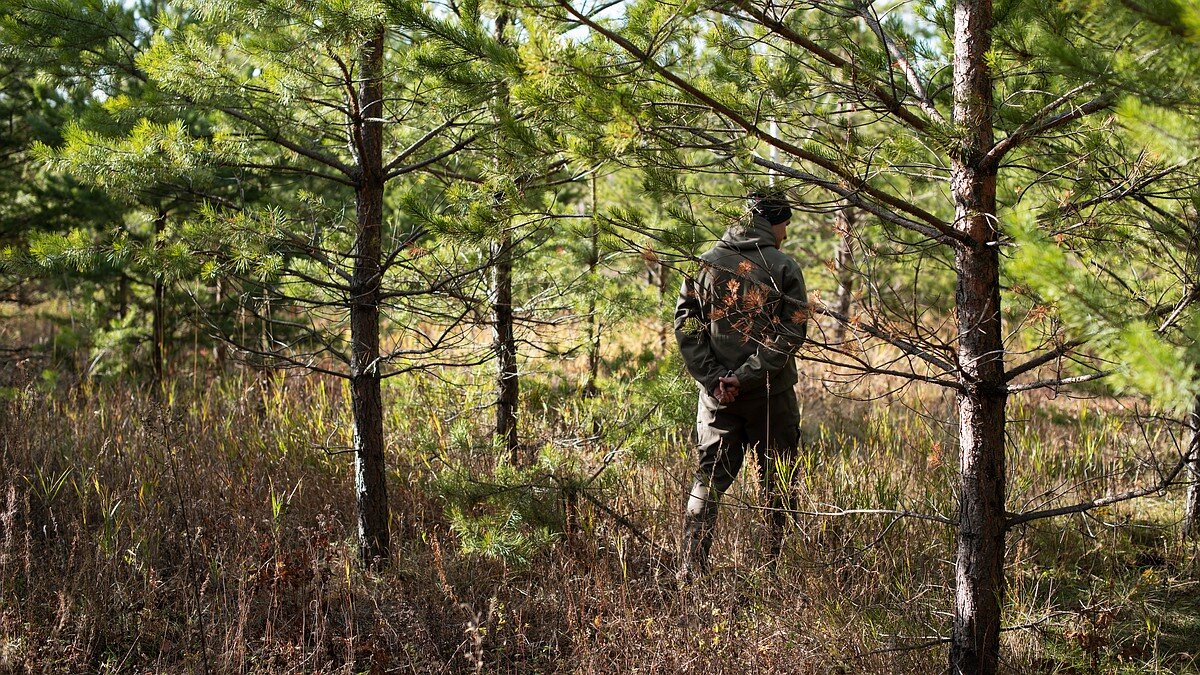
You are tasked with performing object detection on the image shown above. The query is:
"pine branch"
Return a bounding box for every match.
[1006,444,1194,527]
[1003,340,1084,382]
[556,0,963,245]
[983,90,1116,171]
[855,2,946,125]
[219,106,355,178]
[749,154,959,245]
[721,0,934,133]
[1053,162,1189,216]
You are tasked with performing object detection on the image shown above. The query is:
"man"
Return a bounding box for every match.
[674,192,808,582]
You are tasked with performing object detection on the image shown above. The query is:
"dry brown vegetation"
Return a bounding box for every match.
[2,342,1200,673]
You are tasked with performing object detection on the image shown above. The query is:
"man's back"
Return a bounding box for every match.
[677,216,808,400]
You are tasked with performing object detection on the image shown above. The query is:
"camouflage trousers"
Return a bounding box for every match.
[679,390,801,577]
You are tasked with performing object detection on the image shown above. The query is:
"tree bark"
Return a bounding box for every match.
[584,175,600,397]
[213,278,226,368]
[831,102,856,344]
[492,229,520,463]
[350,27,390,566]
[1182,225,1200,538]
[950,2,1007,674]
[152,210,167,386]
[1183,396,1200,538]
[656,259,671,353]
[832,206,855,343]
[491,13,520,464]
[117,274,129,323]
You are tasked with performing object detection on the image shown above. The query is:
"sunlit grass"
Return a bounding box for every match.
[1,335,1199,672]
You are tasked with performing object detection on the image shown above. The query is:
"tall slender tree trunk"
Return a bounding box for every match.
[1182,226,1200,538]
[656,260,671,353]
[350,27,390,566]
[213,278,226,368]
[1182,396,1200,538]
[831,102,856,343]
[584,175,601,397]
[493,230,520,463]
[950,2,1006,674]
[491,13,520,465]
[117,274,129,322]
[832,206,855,343]
[152,210,168,386]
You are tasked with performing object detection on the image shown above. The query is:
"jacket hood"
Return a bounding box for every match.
[719,215,778,251]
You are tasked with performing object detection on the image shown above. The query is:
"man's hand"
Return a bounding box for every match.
[714,374,740,404]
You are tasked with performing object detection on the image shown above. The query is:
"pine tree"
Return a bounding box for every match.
[515,0,1200,671]
[131,0,500,564]
[387,0,620,462]
[1009,70,1200,537]
[0,0,216,380]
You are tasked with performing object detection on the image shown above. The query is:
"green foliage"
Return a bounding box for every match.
[7,0,1200,671]
[1010,224,1200,411]
[36,119,231,196]
[435,460,565,565]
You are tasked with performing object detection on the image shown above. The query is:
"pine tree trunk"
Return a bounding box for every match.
[117,274,129,322]
[1182,397,1200,538]
[350,27,390,566]
[1183,228,1200,539]
[832,207,855,343]
[950,1,1007,673]
[584,280,600,398]
[584,176,600,397]
[657,260,670,353]
[493,230,520,463]
[490,12,520,464]
[152,210,168,386]
[213,278,226,368]
[831,101,856,344]
[153,277,165,382]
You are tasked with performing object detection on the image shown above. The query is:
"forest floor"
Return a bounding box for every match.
[3,321,1200,673]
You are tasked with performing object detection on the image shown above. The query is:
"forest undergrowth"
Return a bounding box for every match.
[3,336,1200,674]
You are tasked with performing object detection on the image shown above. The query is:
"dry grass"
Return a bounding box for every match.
[2,341,1200,674]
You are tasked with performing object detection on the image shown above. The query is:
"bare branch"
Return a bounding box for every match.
[855,2,946,125]
[751,155,958,244]
[1003,340,1084,382]
[383,116,468,175]
[230,161,356,187]
[983,91,1116,171]
[1006,444,1195,528]
[812,303,959,375]
[219,106,356,178]
[384,131,481,180]
[1005,372,1109,394]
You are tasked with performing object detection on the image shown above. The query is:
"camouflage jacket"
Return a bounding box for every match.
[674,215,808,400]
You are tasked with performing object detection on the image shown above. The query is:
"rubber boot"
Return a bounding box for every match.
[677,481,718,584]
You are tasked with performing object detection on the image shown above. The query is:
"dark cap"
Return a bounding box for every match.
[749,191,792,226]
